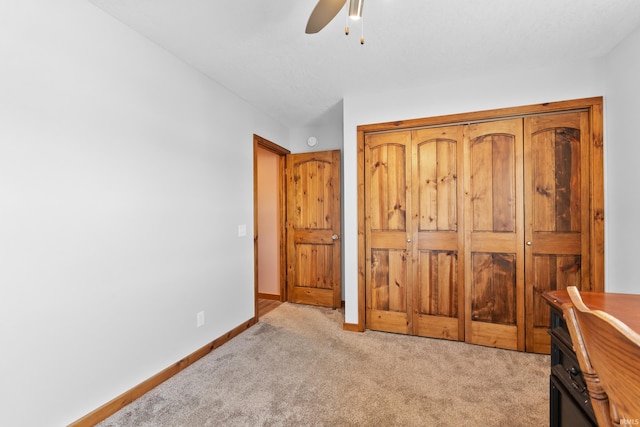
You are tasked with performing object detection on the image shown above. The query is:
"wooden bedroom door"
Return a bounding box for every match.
[464,118,525,351]
[524,111,591,354]
[286,150,342,308]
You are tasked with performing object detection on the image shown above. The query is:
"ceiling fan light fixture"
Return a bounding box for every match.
[348,0,363,19]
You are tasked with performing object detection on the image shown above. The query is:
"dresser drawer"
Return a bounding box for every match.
[546,293,597,426]
[550,374,597,427]
[549,304,573,350]
[550,328,596,423]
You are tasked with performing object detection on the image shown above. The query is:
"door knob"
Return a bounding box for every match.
[526,241,533,246]
[407,239,412,243]
[331,234,339,241]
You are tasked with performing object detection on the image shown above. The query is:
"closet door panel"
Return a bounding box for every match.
[412,127,464,340]
[471,253,517,324]
[418,251,458,316]
[365,131,412,334]
[524,112,590,353]
[465,119,525,351]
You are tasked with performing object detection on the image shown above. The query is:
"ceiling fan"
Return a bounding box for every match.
[305,0,365,43]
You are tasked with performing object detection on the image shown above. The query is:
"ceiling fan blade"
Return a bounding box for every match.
[305,0,347,34]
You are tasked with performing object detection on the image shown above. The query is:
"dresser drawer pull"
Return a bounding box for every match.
[570,380,587,394]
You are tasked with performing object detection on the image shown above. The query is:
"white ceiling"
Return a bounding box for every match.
[89,0,640,128]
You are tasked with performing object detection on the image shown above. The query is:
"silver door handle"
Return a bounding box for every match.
[332,234,339,240]
[526,241,533,246]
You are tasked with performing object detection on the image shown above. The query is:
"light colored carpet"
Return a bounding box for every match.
[98,303,550,426]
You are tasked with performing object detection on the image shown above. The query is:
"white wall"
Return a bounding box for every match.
[342,60,610,324]
[603,24,640,294]
[0,1,288,426]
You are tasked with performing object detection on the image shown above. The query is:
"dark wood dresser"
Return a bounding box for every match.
[543,290,640,427]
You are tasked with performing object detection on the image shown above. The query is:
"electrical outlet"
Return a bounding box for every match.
[197,311,205,328]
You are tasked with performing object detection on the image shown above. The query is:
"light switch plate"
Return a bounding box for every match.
[196,311,205,328]
[238,224,247,237]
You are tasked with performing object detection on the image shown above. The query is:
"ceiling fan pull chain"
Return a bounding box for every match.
[345,7,350,35]
[360,16,365,44]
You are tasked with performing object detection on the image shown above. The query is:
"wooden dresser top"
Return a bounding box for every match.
[543,290,640,333]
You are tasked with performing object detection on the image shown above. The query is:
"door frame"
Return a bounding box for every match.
[253,135,290,319]
[356,97,604,333]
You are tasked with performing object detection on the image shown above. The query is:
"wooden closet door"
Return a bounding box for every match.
[524,112,591,353]
[412,126,465,340]
[464,119,525,351]
[365,131,412,334]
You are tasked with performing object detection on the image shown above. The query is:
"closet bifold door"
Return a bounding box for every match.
[411,126,465,341]
[365,131,413,334]
[524,111,591,354]
[464,119,525,351]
